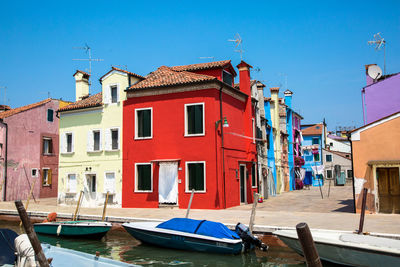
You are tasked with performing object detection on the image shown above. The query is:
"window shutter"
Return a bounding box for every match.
[105,128,111,151]
[48,169,52,185]
[143,110,150,137]
[99,129,103,150]
[105,173,115,193]
[42,170,45,185]
[87,130,94,152]
[71,133,74,153]
[60,133,66,153]
[116,86,120,103]
[194,105,203,134]
[104,86,110,104]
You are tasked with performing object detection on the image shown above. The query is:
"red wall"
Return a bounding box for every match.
[123,86,257,209]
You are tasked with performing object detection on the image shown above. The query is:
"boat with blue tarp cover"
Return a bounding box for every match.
[122,218,267,254]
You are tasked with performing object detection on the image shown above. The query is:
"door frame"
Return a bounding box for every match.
[372,164,400,213]
[239,164,247,204]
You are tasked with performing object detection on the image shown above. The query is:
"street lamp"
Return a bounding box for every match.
[215,117,229,129]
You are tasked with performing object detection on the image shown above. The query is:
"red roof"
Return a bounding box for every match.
[128,66,217,90]
[73,70,90,77]
[302,123,323,135]
[171,60,237,76]
[99,67,144,81]
[0,99,52,119]
[58,93,102,112]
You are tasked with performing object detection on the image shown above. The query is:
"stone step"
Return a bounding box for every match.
[158,203,179,209]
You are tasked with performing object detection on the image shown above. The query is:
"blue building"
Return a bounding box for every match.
[264,97,277,197]
[301,123,326,187]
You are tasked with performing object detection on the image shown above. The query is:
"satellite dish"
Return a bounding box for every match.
[368,65,383,80]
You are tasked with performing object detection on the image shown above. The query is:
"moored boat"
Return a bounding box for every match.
[34,220,112,239]
[274,228,400,266]
[123,218,267,254]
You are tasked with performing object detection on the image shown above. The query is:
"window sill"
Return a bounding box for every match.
[105,149,120,152]
[43,153,55,156]
[87,150,103,154]
[61,152,75,155]
[185,190,206,193]
[134,136,152,140]
[184,133,205,137]
[42,184,51,187]
[134,190,153,193]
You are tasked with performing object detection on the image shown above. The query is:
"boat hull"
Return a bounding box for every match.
[276,232,400,267]
[123,223,243,254]
[34,221,112,239]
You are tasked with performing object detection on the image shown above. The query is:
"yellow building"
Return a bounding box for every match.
[58,69,143,207]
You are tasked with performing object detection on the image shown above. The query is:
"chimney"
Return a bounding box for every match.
[284,89,293,109]
[365,64,376,86]
[236,61,253,96]
[73,70,90,101]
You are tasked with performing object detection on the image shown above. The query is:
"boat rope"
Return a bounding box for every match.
[194,220,207,234]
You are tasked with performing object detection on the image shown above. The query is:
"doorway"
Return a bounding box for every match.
[377,168,400,214]
[158,162,178,204]
[240,164,247,204]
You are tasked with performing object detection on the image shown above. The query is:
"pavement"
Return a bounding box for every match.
[1,185,399,234]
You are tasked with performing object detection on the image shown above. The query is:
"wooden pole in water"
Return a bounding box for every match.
[15,200,50,267]
[296,222,322,267]
[185,189,195,218]
[357,188,368,234]
[20,179,37,227]
[249,192,259,234]
[102,191,110,221]
[73,190,83,221]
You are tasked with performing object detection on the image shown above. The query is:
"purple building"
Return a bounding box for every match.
[362,64,400,125]
[0,99,63,201]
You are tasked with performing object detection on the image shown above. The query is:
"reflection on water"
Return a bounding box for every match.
[1,220,306,266]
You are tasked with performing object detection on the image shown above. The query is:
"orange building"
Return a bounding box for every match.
[350,111,400,214]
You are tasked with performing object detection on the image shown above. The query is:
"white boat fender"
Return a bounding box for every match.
[15,234,37,267]
[57,224,62,236]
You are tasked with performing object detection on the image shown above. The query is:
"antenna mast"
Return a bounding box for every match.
[368,32,386,75]
[228,33,243,60]
[73,44,103,93]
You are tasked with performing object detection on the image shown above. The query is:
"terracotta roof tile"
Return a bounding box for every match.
[99,67,144,81]
[0,99,52,119]
[171,60,232,72]
[128,66,217,90]
[302,123,323,136]
[58,93,102,112]
[73,70,90,77]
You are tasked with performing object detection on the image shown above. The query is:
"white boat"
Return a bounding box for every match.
[274,229,400,266]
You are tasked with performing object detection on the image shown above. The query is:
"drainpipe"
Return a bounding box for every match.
[347,132,356,213]
[0,119,7,201]
[361,89,366,125]
[219,86,226,209]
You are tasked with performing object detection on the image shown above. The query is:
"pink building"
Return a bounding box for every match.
[0,99,63,201]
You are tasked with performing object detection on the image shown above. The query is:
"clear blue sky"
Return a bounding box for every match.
[1,0,399,130]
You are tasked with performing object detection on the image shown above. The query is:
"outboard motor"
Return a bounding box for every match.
[235,223,268,252]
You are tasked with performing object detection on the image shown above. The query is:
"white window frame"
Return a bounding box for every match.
[42,168,50,186]
[67,173,77,193]
[31,168,38,178]
[135,163,153,192]
[184,103,205,137]
[252,118,255,143]
[88,129,102,152]
[88,174,97,193]
[110,127,120,151]
[185,161,206,193]
[104,171,116,194]
[135,107,153,140]
[109,84,119,104]
[43,137,53,155]
[62,132,74,154]
[251,162,257,188]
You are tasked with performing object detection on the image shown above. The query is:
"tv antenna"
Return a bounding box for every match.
[278,73,288,90]
[228,33,243,60]
[368,32,386,75]
[73,44,104,92]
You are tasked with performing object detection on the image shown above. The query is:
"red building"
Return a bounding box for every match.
[122,60,258,209]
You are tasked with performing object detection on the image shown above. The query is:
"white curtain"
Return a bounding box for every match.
[158,162,178,203]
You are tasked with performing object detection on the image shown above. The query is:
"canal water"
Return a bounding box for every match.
[0,220,340,266]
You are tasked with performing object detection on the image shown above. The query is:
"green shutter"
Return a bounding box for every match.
[187,106,194,134]
[194,105,203,134]
[188,163,204,191]
[252,164,256,187]
[143,110,151,137]
[47,109,54,122]
[138,111,144,137]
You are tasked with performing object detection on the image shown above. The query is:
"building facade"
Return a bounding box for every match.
[350,111,400,214]
[122,60,258,209]
[57,68,143,207]
[362,64,400,125]
[0,99,65,201]
[322,149,352,186]
[263,97,277,198]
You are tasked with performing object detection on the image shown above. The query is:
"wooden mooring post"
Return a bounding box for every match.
[249,192,259,234]
[296,222,322,267]
[15,200,50,267]
[102,191,110,221]
[357,187,368,234]
[185,189,195,218]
